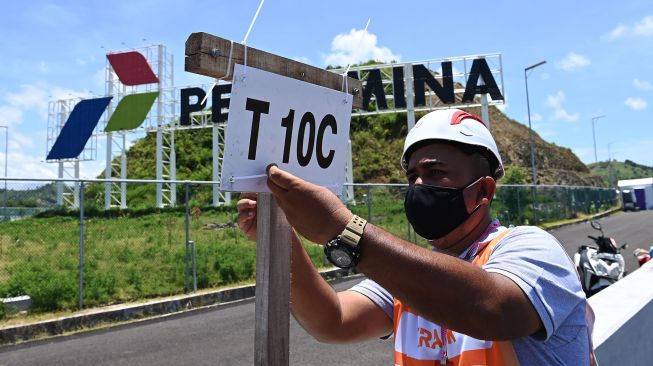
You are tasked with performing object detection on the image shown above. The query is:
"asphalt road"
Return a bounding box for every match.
[0,277,392,366]
[548,209,653,275]
[2,210,652,366]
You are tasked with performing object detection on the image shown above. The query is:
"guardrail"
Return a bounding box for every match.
[589,259,653,364]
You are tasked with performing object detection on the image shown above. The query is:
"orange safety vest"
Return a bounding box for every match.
[393,229,519,366]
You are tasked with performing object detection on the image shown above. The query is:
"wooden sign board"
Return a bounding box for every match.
[185,32,363,109]
[185,32,361,366]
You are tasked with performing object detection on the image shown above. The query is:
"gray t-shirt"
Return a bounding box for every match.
[350,225,590,365]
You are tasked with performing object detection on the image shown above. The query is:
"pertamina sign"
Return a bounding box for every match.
[178,54,504,125]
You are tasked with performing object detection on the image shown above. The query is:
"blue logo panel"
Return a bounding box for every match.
[47,97,112,160]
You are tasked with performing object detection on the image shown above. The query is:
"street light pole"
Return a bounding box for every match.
[611,151,619,187]
[0,126,7,222]
[525,61,546,185]
[607,141,616,187]
[524,60,546,224]
[591,115,606,163]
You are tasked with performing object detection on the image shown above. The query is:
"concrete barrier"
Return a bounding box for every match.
[589,259,653,364]
[0,267,357,345]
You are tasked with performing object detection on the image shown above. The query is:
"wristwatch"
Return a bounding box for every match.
[324,215,367,269]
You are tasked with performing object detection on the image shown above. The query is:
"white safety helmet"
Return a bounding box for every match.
[401,109,504,179]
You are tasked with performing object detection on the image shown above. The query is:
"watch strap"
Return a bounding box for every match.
[340,215,367,247]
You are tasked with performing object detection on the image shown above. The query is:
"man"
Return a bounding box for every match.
[237,109,592,365]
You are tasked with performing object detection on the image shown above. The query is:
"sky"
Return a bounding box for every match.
[1,0,652,179]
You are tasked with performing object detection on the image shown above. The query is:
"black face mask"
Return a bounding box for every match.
[404,178,482,240]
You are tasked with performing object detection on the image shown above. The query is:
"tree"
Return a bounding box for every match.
[502,165,527,184]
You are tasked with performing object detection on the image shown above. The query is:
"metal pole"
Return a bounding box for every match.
[212,124,220,207]
[0,126,7,222]
[191,240,197,292]
[524,60,546,225]
[592,120,597,163]
[366,185,372,223]
[591,115,606,163]
[57,162,64,206]
[345,139,354,203]
[184,182,190,292]
[73,161,80,209]
[479,71,491,130]
[608,141,615,187]
[105,64,115,211]
[404,64,416,130]
[156,45,165,209]
[406,220,412,242]
[121,133,127,209]
[79,181,85,309]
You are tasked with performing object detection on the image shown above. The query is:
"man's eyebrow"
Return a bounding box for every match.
[406,159,446,175]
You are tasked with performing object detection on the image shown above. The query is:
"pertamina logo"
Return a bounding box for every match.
[47,51,159,160]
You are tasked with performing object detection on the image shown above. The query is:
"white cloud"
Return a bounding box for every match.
[634,16,653,36]
[604,25,628,41]
[556,52,590,72]
[39,61,50,74]
[28,3,78,28]
[633,78,652,91]
[2,151,56,179]
[0,105,24,126]
[546,91,564,109]
[604,16,653,40]
[94,68,107,90]
[4,84,50,119]
[553,109,580,122]
[9,131,34,150]
[322,29,400,67]
[624,97,648,110]
[546,91,580,121]
[79,160,107,179]
[2,83,90,121]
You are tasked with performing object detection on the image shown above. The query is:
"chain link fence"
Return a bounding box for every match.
[0,179,617,318]
[346,183,619,244]
[0,179,261,317]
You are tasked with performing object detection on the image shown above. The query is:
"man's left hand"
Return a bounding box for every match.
[266,165,352,244]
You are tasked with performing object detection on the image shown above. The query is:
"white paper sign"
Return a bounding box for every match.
[220,64,353,193]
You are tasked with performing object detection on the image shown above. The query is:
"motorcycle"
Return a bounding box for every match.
[573,220,627,297]
[633,247,652,267]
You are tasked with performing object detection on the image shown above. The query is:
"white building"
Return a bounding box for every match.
[618,178,653,210]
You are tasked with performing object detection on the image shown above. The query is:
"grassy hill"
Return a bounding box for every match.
[589,159,653,186]
[92,106,604,207]
[347,106,604,186]
[0,183,58,207]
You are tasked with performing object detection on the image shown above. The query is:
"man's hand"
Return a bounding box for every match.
[236,192,258,241]
[266,165,352,244]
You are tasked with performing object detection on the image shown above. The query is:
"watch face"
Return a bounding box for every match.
[330,248,353,268]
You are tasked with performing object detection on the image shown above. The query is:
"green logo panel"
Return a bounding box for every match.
[105,91,159,132]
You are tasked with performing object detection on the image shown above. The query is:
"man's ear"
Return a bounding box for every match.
[478,176,496,205]
[463,176,496,212]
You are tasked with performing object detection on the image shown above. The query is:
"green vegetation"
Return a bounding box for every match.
[0,100,622,319]
[0,181,618,320]
[502,165,528,184]
[0,183,58,208]
[589,159,653,186]
[0,205,329,317]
